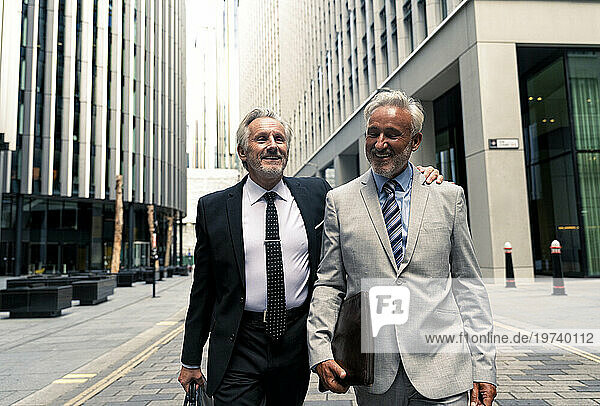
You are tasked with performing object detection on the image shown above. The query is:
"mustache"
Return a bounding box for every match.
[369,147,394,155]
[261,152,284,159]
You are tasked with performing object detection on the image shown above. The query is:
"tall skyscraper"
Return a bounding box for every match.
[0,0,187,275]
[186,0,240,170]
[238,0,600,278]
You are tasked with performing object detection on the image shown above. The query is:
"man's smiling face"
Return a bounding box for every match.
[239,117,289,188]
[365,105,422,179]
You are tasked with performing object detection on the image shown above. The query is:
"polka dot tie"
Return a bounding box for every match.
[382,180,404,270]
[263,192,286,341]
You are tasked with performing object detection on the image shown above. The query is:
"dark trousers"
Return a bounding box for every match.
[213,310,311,406]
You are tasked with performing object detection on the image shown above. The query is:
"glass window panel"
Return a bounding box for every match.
[577,152,600,276]
[519,48,583,276]
[568,51,600,151]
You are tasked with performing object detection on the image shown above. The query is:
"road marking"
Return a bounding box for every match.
[494,321,600,363]
[64,373,97,379]
[53,379,89,384]
[156,321,178,326]
[64,323,184,406]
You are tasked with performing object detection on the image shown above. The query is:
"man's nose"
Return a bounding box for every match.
[374,134,387,150]
[266,135,278,148]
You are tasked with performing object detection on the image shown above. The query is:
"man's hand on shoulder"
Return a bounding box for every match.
[315,360,349,393]
[471,382,496,406]
[416,165,444,184]
[178,366,205,393]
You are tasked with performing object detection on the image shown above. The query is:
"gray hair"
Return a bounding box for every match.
[363,89,425,136]
[236,108,293,152]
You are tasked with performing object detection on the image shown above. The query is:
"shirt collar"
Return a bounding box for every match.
[372,162,414,194]
[245,176,291,206]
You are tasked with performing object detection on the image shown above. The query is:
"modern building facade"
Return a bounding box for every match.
[0,0,187,275]
[182,0,241,255]
[238,0,600,279]
[186,0,240,170]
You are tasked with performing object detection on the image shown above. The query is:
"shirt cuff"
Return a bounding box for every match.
[182,363,201,369]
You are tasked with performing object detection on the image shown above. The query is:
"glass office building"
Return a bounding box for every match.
[250,0,600,279]
[0,0,187,276]
[519,47,600,276]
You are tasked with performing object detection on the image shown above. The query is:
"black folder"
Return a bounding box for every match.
[319,291,374,390]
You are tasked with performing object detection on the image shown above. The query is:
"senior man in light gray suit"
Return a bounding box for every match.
[307,90,497,406]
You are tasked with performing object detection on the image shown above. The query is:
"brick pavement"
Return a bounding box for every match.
[55,328,599,406]
[4,278,600,405]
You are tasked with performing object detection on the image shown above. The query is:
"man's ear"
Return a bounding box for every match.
[237,145,246,163]
[411,133,423,152]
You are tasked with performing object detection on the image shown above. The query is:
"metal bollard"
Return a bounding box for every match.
[504,242,516,288]
[551,240,566,295]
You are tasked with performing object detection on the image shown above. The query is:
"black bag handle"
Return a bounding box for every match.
[183,381,198,406]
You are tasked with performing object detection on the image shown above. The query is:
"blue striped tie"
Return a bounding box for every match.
[382,180,403,269]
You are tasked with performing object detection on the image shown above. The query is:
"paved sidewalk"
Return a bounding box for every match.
[0,274,192,406]
[2,277,600,405]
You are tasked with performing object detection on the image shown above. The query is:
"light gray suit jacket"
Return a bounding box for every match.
[307,167,496,399]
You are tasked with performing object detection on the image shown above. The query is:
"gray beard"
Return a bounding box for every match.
[368,143,412,178]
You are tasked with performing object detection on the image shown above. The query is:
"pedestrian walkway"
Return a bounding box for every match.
[2,277,600,405]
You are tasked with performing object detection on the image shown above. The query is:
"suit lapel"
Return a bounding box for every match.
[399,171,429,274]
[359,171,397,271]
[226,177,246,287]
[284,177,319,278]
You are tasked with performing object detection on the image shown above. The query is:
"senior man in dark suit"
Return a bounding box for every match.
[178,107,442,406]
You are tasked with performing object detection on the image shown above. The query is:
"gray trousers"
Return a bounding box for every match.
[354,362,469,406]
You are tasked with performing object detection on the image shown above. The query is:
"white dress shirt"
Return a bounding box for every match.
[242,177,310,311]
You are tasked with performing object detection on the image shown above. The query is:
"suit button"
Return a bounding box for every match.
[230,334,235,341]
[240,296,244,304]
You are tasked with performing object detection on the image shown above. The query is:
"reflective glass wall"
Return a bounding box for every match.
[519,47,600,277]
[434,85,467,192]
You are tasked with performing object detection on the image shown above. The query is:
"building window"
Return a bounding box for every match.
[403,0,414,52]
[441,0,448,19]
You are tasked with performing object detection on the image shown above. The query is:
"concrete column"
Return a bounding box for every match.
[77,0,94,198]
[0,1,23,151]
[394,0,409,61]
[459,42,534,281]
[154,0,163,205]
[145,0,155,204]
[385,0,398,74]
[331,0,342,127]
[373,0,387,83]
[334,153,358,186]
[41,0,59,195]
[425,0,442,34]
[121,0,135,202]
[364,0,376,92]
[93,0,109,199]
[107,0,122,200]
[135,0,146,203]
[60,0,77,197]
[352,0,368,101]
[21,0,40,195]
[412,0,426,45]
[358,136,370,174]
[411,100,436,166]
[341,2,353,114]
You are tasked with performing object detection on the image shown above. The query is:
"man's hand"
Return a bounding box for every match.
[471,382,496,406]
[416,165,444,184]
[315,360,349,393]
[178,366,205,393]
